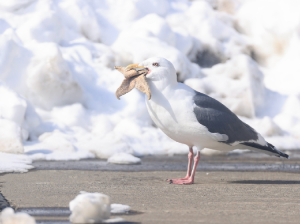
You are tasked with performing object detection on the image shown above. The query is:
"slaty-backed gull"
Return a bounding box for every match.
[126,57,289,185]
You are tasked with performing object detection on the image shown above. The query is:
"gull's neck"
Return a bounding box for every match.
[147,79,178,104]
[148,79,177,94]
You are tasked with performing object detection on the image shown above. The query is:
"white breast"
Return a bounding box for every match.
[145,83,226,149]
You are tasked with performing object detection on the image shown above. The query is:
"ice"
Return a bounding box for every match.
[69,192,111,223]
[107,153,141,165]
[0,207,36,224]
[110,204,131,214]
[0,0,299,173]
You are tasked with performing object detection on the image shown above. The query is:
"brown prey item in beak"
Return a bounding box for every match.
[115,64,151,100]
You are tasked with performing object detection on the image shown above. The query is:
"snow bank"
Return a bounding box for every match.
[0,207,36,224]
[185,55,265,118]
[237,0,300,96]
[167,0,250,66]
[112,13,203,81]
[0,0,299,173]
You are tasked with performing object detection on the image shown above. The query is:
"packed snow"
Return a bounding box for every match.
[0,0,300,173]
[69,191,126,223]
[0,207,36,224]
[0,152,33,173]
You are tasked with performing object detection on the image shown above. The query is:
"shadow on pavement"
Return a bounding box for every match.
[229,180,300,184]
[17,207,142,224]
[36,221,141,224]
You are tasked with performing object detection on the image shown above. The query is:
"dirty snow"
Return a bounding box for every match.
[69,192,127,223]
[69,192,110,223]
[0,0,299,173]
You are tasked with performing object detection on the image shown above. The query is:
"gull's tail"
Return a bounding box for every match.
[241,142,289,159]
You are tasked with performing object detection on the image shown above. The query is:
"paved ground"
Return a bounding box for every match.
[1,153,300,224]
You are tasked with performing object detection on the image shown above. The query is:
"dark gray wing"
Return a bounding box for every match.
[193,91,258,145]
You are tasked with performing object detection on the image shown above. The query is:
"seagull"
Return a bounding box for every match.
[128,57,289,185]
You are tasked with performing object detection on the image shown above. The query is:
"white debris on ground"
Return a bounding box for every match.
[69,191,127,223]
[0,207,36,224]
[69,192,110,223]
[0,0,300,172]
[107,152,141,165]
[110,204,131,214]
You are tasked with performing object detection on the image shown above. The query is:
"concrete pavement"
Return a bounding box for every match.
[1,153,300,223]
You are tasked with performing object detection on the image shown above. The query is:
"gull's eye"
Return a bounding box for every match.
[152,62,159,67]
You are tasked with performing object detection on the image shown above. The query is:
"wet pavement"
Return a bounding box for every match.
[1,152,300,223]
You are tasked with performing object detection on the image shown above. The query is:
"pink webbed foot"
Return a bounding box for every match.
[169,178,194,185]
[166,150,200,185]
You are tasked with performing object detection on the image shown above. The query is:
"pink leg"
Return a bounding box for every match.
[167,147,193,182]
[170,151,201,185]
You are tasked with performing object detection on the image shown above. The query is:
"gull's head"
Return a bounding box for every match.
[138,57,177,90]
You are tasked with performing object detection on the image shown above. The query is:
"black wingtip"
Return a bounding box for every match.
[279,151,289,159]
[241,142,289,159]
[268,143,289,159]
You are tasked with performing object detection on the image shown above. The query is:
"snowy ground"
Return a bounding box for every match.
[0,0,300,173]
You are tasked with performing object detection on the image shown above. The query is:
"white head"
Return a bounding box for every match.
[138,57,177,91]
